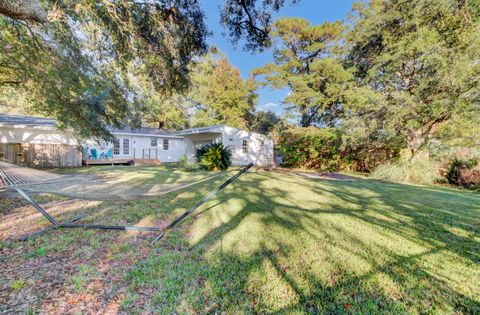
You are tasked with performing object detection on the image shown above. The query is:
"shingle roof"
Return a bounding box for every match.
[109,126,179,137]
[173,124,224,135]
[0,114,56,128]
[0,114,180,136]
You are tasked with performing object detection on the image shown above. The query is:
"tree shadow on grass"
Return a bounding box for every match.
[256,171,480,264]
[29,168,477,313]
[164,171,480,313]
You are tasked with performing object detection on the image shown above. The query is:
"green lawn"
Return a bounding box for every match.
[1,167,479,314]
[54,163,215,186]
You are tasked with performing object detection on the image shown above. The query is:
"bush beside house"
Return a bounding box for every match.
[277,127,341,171]
[196,143,232,171]
[276,127,480,189]
[276,127,398,172]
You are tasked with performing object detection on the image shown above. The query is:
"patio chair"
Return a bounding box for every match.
[106,148,113,159]
[90,148,98,160]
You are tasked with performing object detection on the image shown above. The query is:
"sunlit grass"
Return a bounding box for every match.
[55,164,214,184]
[2,168,479,314]
[125,170,480,314]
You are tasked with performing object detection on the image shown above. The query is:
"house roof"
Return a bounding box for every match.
[173,124,271,140]
[173,124,224,136]
[109,127,183,138]
[0,114,182,137]
[0,114,271,140]
[0,114,57,129]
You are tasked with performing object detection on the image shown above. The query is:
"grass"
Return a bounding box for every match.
[1,166,479,314]
[54,163,216,186]
[372,157,441,185]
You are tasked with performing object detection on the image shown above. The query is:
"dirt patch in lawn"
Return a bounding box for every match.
[0,194,167,314]
[0,197,101,240]
[1,232,153,314]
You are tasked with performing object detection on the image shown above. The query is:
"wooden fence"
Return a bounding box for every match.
[0,143,81,167]
[0,143,23,164]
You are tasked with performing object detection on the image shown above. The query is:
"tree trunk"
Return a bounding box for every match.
[405,116,447,159]
[406,128,426,160]
[0,0,47,22]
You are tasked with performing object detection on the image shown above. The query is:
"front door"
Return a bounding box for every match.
[113,138,130,157]
[122,138,130,156]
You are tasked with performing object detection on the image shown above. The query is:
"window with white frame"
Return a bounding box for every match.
[163,138,169,150]
[113,139,120,155]
[151,138,157,147]
[123,139,130,155]
[242,139,248,154]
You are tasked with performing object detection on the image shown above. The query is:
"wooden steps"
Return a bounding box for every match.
[133,159,161,166]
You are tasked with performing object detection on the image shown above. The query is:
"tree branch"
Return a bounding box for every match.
[238,0,269,39]
[0,80,24,85]
[0,0,48,22]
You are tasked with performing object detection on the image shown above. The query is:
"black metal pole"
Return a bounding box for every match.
[151,163,253,244]
[60,223,162,232]
[15,188,163,236]
[19,214,84,241]
[16,188,59,227]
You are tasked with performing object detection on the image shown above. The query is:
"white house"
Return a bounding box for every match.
[0,114,274,167]
[176,125,274,166]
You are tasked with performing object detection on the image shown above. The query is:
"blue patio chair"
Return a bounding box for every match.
[106,148,113,159]
[90,148,98,160]
[82,146,87,159]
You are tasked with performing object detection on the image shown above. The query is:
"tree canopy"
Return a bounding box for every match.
[0,0,209,139]
[188,51,258,129]
[346,0,480,157]
[0,0,296,139]
[256,0,480,159]
[254,18,353,127]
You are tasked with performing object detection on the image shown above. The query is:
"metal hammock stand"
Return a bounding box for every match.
[9,163,253,243]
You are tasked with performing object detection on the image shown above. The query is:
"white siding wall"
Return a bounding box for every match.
[1,124,274,166]
[0,126,78,145]
[84,135,186,162]
[221,126,274,167]
[132,136,186,162]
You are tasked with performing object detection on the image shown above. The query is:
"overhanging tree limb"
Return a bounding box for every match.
[0,0,48,22]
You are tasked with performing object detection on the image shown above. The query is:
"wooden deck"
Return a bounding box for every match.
[82,159,161,166]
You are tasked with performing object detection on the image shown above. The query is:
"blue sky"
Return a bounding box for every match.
[201,0,356,116]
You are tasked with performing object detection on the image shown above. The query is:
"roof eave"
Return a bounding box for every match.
[0,123,59,131]
[111,131,184,139]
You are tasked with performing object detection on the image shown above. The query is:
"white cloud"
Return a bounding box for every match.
[256,102,286,116]
[259,102,279,110]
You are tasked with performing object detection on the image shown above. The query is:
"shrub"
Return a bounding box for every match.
[195,143,232,171]
[179,154,201,172]
[460,169,480,189]
[277,127,342,171]
[372,158,441,185]
[342,147,400,172]
[443,158,479,188]
[444,158,477,184]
